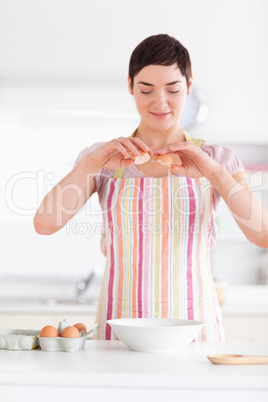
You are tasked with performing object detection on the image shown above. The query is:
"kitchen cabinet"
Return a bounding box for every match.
[2,313,268,344]
[2,313,267,343]
[223,315,268,343]
[1,285,268,342]
[219,285,268,342]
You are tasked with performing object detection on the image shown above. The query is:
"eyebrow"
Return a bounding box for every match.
[137,80,182,86]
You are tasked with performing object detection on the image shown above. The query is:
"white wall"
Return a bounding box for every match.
[0,0,268,286]
[0,0,267,142]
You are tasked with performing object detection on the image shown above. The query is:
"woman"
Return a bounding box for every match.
[34,34,268,342]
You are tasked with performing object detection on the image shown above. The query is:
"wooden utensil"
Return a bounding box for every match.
[207,354,268,365]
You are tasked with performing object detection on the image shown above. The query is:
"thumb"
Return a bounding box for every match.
[171,164,185,174]
[120,158,134,167]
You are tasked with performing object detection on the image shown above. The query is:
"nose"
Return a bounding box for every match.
[152,91,168,110]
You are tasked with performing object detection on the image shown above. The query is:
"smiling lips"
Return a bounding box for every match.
[150,111,171,118]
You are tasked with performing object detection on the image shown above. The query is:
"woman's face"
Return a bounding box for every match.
[128,63,193,132]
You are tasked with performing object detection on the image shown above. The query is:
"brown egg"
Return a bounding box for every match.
[40,325,59,337]
[132,150,150,165]
[61,326,81,338]
[156,154,173,167]
[73,323,87,333]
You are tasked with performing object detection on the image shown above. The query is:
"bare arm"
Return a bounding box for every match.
[209,168,268,248]
[33,155,100,235]
[33,136,151,235]
[156,141,268,248]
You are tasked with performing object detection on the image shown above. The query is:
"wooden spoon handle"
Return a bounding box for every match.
[207,354,268,365]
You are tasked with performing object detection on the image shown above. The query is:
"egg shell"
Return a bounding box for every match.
[73,323,87,333]
[58,319,70,336]
[61,326,81,338]
[40,325,59,338]
[156,154,173,167]
[132,150,150,165]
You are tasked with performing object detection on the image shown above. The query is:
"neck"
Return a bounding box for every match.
[134,121,185,150]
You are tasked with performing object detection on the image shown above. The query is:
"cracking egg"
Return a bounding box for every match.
[132,150,150,165]
[156,154,173,167]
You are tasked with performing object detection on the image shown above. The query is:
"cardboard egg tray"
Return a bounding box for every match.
[0,329,39,350]
[0,321,98,352]
[38,333,88,352]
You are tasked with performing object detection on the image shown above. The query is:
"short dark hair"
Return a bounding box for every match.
[128,34,192,89]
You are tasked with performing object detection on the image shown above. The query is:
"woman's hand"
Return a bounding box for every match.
[89,136,154,171]
[155,141,221,179]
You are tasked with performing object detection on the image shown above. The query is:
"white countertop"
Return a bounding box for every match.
[1,341,268,391]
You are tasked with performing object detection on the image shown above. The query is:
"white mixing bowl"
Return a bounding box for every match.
[107,318,204,352]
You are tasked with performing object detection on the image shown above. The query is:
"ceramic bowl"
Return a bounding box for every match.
[107,318,204,352]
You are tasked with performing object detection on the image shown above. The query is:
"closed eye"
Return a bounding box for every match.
[141,90,180,95]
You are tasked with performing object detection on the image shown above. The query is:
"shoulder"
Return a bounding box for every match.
[73,142,106,167]
[201,141,245,176]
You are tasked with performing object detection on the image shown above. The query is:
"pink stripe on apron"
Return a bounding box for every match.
[186,176,195,320]
[105,180,116,340]
[143,179,150,318]
[95,175,225,343]
[138,178,144,318]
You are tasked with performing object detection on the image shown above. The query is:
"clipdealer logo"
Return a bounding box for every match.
[5,170,56,216]
[5,170,102,220]
[4,169,265,234]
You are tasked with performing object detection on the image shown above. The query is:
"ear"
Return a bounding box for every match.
[187,76,193,95]
[128,76,134,95]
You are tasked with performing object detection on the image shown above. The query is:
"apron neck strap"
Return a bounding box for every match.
[113,129,204,179]
[183,130,204,147]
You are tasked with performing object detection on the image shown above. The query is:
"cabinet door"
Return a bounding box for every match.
[223,315,268,343]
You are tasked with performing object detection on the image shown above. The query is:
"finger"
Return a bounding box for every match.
[110,142,132,158]
[112,136,154,156]
[154,148,173,155]
[156,141,195,154]
[115,137,142,156]
[154,142,180,154]
[128,137,154,155]
[120,157,134,167]
[171,164,185,174]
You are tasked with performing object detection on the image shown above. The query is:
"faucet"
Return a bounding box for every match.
[76,266,101,303]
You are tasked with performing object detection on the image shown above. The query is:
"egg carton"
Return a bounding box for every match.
[0,329,39,350]
[38,333,88,352]
[38,320,99,352]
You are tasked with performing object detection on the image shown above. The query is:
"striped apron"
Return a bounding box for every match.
[94,131,225,342]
